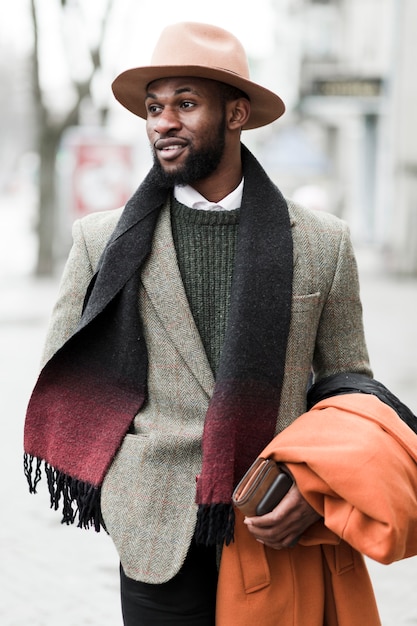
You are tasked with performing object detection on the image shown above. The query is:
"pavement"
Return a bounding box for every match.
[1,197,417,625]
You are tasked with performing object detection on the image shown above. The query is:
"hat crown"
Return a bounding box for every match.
[150,22,250,80]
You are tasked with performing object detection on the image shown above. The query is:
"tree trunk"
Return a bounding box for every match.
[35,124,61,276]
[29,0,114,276]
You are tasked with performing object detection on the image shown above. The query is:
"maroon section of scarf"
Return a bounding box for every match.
[24,365,146,487]
[194,379,282,545]
[195,379,281,505]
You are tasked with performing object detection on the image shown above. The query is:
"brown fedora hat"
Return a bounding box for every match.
[111,22,285,130]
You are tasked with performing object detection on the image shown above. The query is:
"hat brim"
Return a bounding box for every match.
[112,65,285,130]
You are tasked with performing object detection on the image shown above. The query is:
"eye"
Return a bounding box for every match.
[180,100,195,109]
[147,103,162,115]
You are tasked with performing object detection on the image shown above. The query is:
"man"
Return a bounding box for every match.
[24,22,376,625]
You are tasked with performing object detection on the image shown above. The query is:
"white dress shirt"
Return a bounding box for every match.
[174,179,244,211]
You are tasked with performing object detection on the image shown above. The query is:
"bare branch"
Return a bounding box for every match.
[89,0,114,71]
[29,0,47,124]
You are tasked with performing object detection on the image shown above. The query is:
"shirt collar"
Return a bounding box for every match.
[174,179,244,212]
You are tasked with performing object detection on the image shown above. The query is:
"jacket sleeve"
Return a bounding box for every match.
[41,219,95,366]
[312,223,372,380]
[40,208,122,367]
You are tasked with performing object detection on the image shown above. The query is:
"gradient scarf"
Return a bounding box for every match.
[24,145,293,544]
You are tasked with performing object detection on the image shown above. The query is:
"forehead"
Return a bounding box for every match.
[146,76,220,98]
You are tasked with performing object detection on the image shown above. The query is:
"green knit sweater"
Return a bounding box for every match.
[171,198,239,375]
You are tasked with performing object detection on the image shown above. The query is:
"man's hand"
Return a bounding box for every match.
[243,483,321,549]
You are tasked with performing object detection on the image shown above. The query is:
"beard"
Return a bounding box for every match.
[151,115,226,188]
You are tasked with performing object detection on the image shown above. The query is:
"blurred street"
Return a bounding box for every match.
[1,195,417,625]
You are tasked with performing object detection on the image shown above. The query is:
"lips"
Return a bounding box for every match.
[154,138,188,161]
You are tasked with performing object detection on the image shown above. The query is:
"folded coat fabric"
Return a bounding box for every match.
[216,393,417,626]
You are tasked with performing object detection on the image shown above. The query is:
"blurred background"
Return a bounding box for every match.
[1,0,417,624]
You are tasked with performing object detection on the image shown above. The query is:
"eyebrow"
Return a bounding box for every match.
[145,86,201,101]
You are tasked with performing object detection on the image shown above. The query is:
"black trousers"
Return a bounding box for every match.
[120,541,218,625]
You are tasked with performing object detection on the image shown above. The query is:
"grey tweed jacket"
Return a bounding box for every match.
[41,198,371,583]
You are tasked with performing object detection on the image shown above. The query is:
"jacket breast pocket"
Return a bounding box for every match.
[292,291,321,313]
[278,292,323,429]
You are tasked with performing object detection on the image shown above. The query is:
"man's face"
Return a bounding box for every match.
[145,77,226,187]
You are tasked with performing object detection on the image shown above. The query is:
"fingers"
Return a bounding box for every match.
[243,484,321,550]
[243,514,302,549]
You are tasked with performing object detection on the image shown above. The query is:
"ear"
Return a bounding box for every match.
[227,98,251,130]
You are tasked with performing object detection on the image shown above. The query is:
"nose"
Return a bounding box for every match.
[153,106,182,135]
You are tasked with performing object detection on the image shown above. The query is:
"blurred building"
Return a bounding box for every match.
[263,0,417,274]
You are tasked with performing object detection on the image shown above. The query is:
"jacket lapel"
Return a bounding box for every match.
[141,200,215,397]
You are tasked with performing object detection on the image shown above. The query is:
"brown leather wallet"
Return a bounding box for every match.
[232,457,293,517]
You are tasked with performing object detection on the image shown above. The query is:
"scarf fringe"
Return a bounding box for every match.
[195,503,235,546]
[23,453,105,532]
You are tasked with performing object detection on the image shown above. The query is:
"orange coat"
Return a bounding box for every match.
[216,393,417,625]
